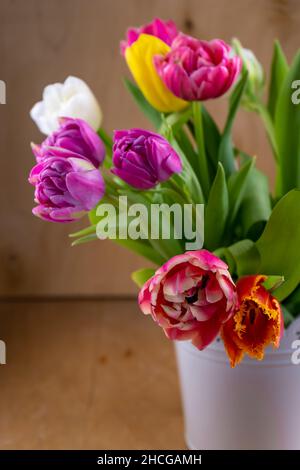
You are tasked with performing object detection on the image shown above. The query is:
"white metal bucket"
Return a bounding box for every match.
[175,317,300,450]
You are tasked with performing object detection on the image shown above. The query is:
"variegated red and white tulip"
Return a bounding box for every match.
[139,250,238,350]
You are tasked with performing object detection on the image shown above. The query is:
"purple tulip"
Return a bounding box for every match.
[112,129,182,190]
[155,34,242,101]
[120,17,178,55]
[31,117,105,168]
[29,156,105,223]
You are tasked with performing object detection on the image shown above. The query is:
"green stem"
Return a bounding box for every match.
[168,178,191,204]
[254,101,281,196]
[103,173,119,196]
[166,180,197,240]
[98,128,113,168]
[192,101,210,198]
[176,127,198,175]
[255,103,278,160]
[97,127,113,148]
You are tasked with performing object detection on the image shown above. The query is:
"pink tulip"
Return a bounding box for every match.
[29,156,105,223]
[112,128,182,190]
[155,34,242,101]
[120,17,178,55]
[32,117,105,168]
[139,250,238,350]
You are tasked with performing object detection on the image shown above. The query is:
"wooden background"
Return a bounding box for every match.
[1,0,300,298]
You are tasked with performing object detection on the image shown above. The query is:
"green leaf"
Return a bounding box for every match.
[175,128,198,175]
[160,121,204,203]
[69,224,97,239]
[275,51,300,195]
[97,128,113,169]
[204,163,229,250]
[154,187,187,206]
[213,246,236,273]
[267,40,289,120]
[89,194,171,265]
[255,189,300,300]
[89,205,101,225]
[281,304,294,327]
[71,231,164,265]
[160,113,199,176]
[97,128,113,149]
[114,239,164,266]
[169,136,204,204]
[159,107,192,135]
[71,233,98,246]
[218,72,248,175]
[284,285,300,318]
[227,157,255,226]
[124,78,162,129]
[262,275,285,292]
[192,102,210,198]
[201,105,221,175]
[132,268,156,288]
[255,103,278,160]
[226,239,260,276]
[123,189,184,260]
[239,167,272,240]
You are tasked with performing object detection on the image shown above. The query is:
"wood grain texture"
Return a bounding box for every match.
[1,0,300,296]
[0,299,184,449]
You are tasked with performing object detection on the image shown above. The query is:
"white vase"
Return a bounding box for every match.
[175,317,300,450]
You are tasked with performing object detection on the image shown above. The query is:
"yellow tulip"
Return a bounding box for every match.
[125,34,188,113]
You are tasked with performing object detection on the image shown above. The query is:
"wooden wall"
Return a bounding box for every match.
[0,0,299,297]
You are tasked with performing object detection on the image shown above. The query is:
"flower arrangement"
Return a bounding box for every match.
[28,18,300,368]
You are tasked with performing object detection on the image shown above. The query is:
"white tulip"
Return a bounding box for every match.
[30,76,102,135]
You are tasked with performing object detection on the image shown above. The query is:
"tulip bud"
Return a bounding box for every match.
[30,76,102,135]
[232,38,264,109]
[31,117,105,168]
[112,128,182,189]
[29,156,105,223]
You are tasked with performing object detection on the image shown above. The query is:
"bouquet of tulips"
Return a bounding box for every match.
[29,18,300,367]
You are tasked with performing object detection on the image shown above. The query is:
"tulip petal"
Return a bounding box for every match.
[221,318,244,367]
[125,34,188,112]
[191,317,222,350]
[221,275,284,367]
[66,168,105,210]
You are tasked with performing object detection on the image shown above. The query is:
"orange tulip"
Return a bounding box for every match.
[221,275,284,367]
